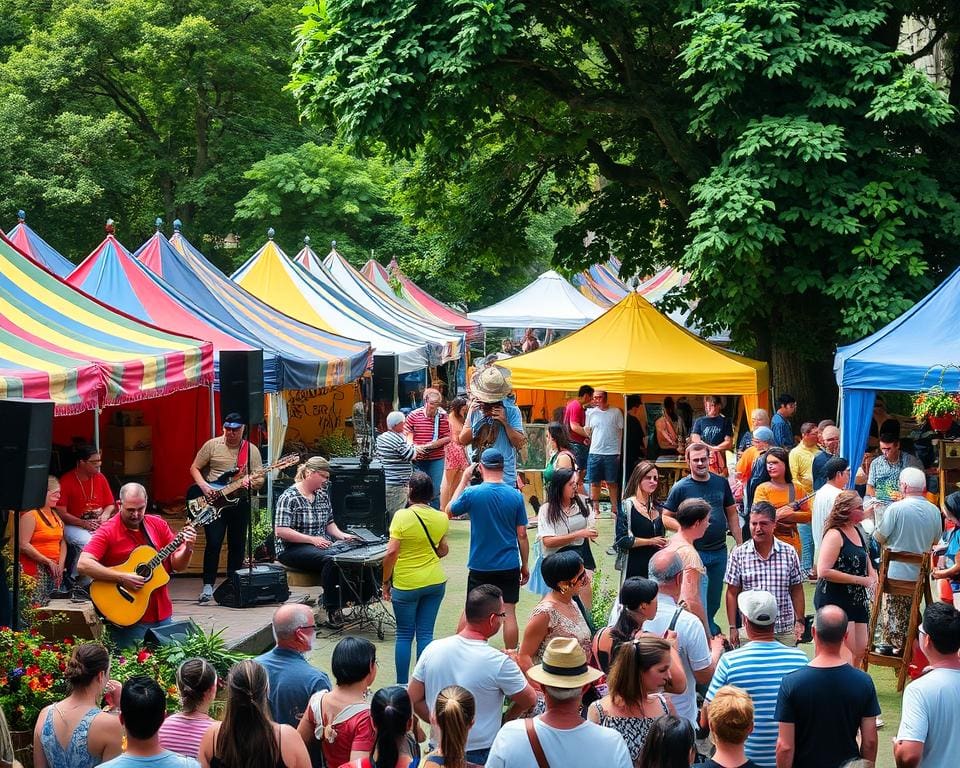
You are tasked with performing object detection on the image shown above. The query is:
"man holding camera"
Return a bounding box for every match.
[458,366,526,489]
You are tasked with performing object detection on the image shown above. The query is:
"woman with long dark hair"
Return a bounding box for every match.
[345,686,418,768]
[593,578,659,673]
[543,422,576,486]
[424,686,477,768]
[159,657,218,758]
[753,447,810,556]
[199,660,310,768]
[586,637,678,765]
[535,468,597,608]
[32,643,122,768]
[636,715,696,768]
[617,461,668,579]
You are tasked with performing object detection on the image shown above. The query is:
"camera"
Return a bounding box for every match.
[480,400,502,415]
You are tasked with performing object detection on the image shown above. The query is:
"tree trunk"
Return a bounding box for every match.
[771,345,839,425]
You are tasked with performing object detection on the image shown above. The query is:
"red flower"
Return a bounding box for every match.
[136,650,151,664]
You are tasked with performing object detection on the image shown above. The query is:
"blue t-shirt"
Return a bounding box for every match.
[469,400,524,487]
[663,474,735,551]
[691,415,732,447]
[450,481,527,571]
[253,646,331,727]
[775,664,880,768]
[771,413,794,449]
[812,450,832,491]
[99,753,199,768]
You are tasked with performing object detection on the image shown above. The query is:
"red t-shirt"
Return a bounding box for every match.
[83,514,177,623]
[563,399,587,445]
[404,407,450,461]
[58,470,115,520]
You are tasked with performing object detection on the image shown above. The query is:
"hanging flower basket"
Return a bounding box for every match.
[912,385,960,429]
[929,413,956,432]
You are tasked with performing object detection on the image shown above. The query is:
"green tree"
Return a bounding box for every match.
[292,0,960,406]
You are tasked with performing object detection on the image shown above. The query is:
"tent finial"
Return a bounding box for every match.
[16,209,25,222]
[173,219,182,232]
[267,227,275,240]
[331,240,336,250]
[105,218,115,235]
[155,217,163,231]
[303,235,311,246]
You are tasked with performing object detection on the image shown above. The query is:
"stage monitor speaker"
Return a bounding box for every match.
[144,619,201,647]
[372,355,398,402]
[214,564,290,608]
[329,461,387,536]
[0,399,54,510]
[219,350,265,426]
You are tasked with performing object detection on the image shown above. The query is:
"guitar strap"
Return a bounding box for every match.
[139,520,157,551]
[236,439,251,473]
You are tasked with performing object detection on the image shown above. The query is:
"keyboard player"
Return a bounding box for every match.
[275,456,363,627]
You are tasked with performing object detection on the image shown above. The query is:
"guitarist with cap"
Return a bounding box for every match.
[189,412,264,604]
[78,482,197,647]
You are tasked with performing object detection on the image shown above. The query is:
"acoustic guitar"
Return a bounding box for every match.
[90,503,220,626]
[184,452,300,520]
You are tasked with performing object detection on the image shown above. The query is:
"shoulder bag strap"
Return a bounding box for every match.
[524,718,551,768]
[788,482,795,504]
[412,509,441,557]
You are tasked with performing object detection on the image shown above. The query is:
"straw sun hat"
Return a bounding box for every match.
[471,365,513,403]
[526,637,603,689]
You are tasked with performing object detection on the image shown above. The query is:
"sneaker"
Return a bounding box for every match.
[70,585,90,603]
[198,585,214,604]
[606,546,617,556]
[876,716,885,729]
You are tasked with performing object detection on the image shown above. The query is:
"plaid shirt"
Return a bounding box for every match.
[725,538,803,633]
[274,485,333,555]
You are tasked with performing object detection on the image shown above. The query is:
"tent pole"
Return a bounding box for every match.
[621,400,628,493]
[11,509,21,630]
[208,381,216,438]
[93,407,101,451]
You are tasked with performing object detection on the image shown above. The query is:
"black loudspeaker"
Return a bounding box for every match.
[219,350,265,426]
[372,355,398,402]
[213,564,290,608]
[0,399,55,510]
[144,619,201,647]
[329,460,387,535]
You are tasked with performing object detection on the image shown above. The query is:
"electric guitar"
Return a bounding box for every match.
[184,453,300,519]
[90,504,220,626]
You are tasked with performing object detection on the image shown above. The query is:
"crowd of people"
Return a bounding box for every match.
[10,371,960,768]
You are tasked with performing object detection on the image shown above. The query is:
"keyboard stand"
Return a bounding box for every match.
[328,552,396,640]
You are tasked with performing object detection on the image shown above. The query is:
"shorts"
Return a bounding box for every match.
[569,441,588,472]
[586,453,621,484]
[950,579,960,594]
[468,568,522,604]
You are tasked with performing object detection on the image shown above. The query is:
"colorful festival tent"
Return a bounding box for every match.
[468,270,605,330]
[0,232,212,414]
[293,236,326,276]
[362,258,484,343]
[135,224,372,389]
[322,247,464,363]
[834,266,960,479]
[4,211,75,278]
[499,292,768,404]
[231,235,440,373]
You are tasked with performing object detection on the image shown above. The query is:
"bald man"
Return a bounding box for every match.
[254,604,331,726]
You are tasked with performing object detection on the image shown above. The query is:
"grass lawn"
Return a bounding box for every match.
[305,515,904,768]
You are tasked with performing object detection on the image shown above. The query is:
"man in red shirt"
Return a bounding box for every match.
[78,482,196,647]
[56,445,116,592]
[562,385,594,482]
[404,387,450,508]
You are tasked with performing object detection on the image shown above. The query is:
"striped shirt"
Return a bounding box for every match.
[274,485,333,554]
[376,430,416,486]
[724,538,803,634]
[158,712,214,759]
[404,406,450,461]
[705,641,808,768]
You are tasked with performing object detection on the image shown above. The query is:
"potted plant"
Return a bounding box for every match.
[912,386,960,432]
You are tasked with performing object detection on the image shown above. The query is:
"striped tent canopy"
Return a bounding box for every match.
[636,266,689,304]
[293,236,326,276]
[0,232,212,414]
[232,236,436,374]
[587,263,630,301]
[322,247,464,364]
[135,224,372,389]
[363,258,483,343]
[66,230,271,367]
[5,211,75,277]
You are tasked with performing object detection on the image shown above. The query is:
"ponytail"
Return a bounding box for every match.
[370,686,411,768]
[435,686,475,768]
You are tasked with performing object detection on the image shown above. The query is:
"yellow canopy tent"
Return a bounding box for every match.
[500,291,769,414]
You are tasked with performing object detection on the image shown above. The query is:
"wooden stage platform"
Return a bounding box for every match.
[41,575,322,654]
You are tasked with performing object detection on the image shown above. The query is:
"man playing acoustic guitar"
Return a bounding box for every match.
[189,412,264,604]
[78,483,197,647]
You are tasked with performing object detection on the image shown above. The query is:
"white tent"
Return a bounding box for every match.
[468,270,606,330]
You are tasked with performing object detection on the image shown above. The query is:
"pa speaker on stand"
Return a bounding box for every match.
[219,350,265,426]
[0,399,55,510]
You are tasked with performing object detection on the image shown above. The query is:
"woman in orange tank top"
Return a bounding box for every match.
[19,476,66,593]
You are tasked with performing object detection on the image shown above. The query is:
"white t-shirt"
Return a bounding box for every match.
[876,496,943,580]
[641,594,712,727]
[812,482,842,557]
[586,407,624,455]
[536,501,592,556]
[411,634,527,751]
[896,667,960,768]
[486,718,632,768]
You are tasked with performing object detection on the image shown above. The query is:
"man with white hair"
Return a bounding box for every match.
[255,603,331,726]
[376,410,419,518]
[874,467,942,651]
[406,387,452,508]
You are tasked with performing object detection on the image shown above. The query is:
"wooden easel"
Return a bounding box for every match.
[863,549,933,692]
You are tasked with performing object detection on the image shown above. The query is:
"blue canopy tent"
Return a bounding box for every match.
[834,265,960,482]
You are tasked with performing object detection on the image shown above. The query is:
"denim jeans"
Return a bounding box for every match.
[798,523,814,572]
[698,547,728,636]
[109,617,173,650]
[414,458,444,509]
[391,581,446,683]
